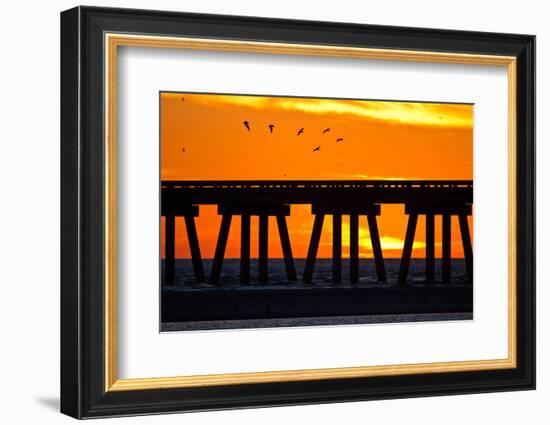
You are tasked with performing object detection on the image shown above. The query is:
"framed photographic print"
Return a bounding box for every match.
[158,91,476,331]
[60,6,535,419]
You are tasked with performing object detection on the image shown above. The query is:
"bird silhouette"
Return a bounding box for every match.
[336,138,344,143]
[323,128,331,134]
[181,147,186,152]
[243,120,250,131]
[181,97,185,101]
[313,146,321,152]
[297,128,304,136]
[268,124,275,133]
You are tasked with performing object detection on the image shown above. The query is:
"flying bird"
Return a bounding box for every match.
[268,124,275,133]
[312,146,321,152]
[336,138,344,143]
[323,128,331,134]
[243,120,251,131]
[297,128,304,136]
[181,147,186,152]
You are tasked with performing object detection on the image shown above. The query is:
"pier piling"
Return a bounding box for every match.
[332,214,342,283]
[303,214,325,283]
[367,213,387,282]
[165,215,175,285]
[240,214,251,284]
[161,205,205,285]
[426,213,435,283]
[398,213,418,285]
[259,214,269,283]
[210,214,232,284]
[349,214,359,283]
[442,213,451,282]
[399,203,472,284]
[276,215,297,281]
[305,203,384,283]
[210,204,293,284]
[459,214,473,282]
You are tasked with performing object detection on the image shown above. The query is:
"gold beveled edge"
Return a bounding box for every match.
[107,33,517,65]
[110,358,514,391]
[104,32,518,392]
[105,33,118,389]
[507,60,517,367]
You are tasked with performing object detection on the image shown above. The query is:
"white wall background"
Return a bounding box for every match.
[0,0,544,423]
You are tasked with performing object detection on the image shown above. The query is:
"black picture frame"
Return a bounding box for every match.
[61,6,535,419]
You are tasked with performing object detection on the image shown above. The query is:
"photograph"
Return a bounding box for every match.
[160,92,474,330]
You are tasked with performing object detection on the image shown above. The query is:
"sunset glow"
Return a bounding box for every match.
[160,92,473,259]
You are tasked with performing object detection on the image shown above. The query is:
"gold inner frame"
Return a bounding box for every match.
[104,33,517,392]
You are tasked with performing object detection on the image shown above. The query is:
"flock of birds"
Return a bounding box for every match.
[178,96,346,154]
[242,120,344,152]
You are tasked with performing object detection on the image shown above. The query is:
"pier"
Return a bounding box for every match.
[161,180,473,286]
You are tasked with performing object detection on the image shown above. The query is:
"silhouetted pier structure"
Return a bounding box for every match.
[161,180,473,285]
[302,203,385,284]
[208,203,296,284]
[161,203,205,284]
[398,203,473,284]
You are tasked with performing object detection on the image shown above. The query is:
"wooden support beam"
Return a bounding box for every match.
[240,214,251,284]
[303,214,325,283]
[405,203,472,216]
[312,203,380,216]
[398,213,418,285]
[165,215,176,285]
[425,213,435,283]
[332,214,342,283]
[258,214,269,283]
[209,214,232,284]
[184,215,205,283]
[218,203,290,216]
[442,214,451,283]
[349,214,359,283]
[459,214,473,282]
[367,214,386,282]
[276,215,296,281]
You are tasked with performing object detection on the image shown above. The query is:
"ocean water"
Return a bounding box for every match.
[162,258,470,288]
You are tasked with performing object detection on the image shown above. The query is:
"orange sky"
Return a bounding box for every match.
[160,92,473,259]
